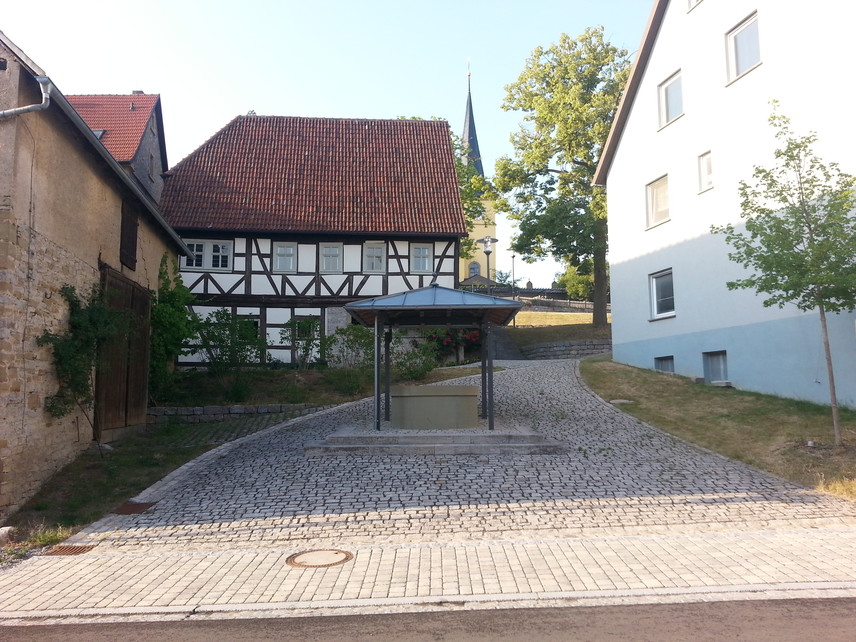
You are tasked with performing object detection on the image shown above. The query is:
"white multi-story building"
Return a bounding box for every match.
[594,0,856,405]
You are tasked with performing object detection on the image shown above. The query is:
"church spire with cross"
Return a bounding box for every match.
[462,69,484,177]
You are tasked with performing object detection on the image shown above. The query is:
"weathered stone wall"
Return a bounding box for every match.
[0,56,176,522]
[519,340,612,360]
[1,218,99,522]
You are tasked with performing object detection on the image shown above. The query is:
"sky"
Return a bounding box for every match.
[2,0,651,287]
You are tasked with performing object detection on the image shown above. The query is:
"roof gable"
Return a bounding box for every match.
[160,116,467,236]
[66,93,160,163]
[593,0,669,185]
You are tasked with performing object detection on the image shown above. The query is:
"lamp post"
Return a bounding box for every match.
[477,236,498,295]
[511,251,516,327]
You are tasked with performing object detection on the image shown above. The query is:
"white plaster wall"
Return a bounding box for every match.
[298,244,316,272]
[344,244,361,272]
[606,0,856,403]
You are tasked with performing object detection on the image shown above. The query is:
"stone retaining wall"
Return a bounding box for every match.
[148,403,318,424]
[520,340,612,360]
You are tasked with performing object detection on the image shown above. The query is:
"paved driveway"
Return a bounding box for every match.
[1,360,855,620]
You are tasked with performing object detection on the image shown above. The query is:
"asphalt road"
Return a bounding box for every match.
[2,598,855,641]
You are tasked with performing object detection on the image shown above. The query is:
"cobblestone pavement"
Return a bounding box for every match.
[1,360,855,622]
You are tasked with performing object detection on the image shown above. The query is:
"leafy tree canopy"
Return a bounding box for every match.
[492,27,630,325]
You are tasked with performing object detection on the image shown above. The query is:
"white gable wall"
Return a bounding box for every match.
[607,0,856,405]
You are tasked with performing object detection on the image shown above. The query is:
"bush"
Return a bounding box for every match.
[322,367,372,396]
[393,337,438,381]
[280,317,333,369]
[327,324,375,370]
[198,309,267,401]
[424,328,481,358]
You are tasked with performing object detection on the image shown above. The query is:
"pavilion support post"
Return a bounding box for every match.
[384,327,392,421]
[374,314,383,430]
[480,320,488,419]
[486,320,495,431]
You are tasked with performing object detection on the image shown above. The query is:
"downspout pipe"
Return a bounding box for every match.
[0,76,51,120]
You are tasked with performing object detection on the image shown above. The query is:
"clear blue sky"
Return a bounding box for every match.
[2,0,651,286]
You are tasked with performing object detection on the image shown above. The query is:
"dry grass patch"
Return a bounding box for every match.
[581,354,856,499]
[506,312,611,348]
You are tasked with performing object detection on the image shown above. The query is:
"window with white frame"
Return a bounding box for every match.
[698,151,713,192]
[654,356,675,373]
[411,243,433,273]
[273,242,297,273]
[650,269,675,319]
[727,13,760,81]
[363,241,386,273]
[646,175,670,227]
[182,240,233,271]
[658,72,683,127]
[319,243,343,273]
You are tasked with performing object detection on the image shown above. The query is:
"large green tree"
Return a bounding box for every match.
[712,109,856,446]
[493,27,630,326]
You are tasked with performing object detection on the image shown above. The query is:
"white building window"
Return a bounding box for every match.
[646,175,670,227]
[650,269,675,319]
[273,242,297,273]
[363,242,386,273]
[658,72,683,127]
[183,240,233,271]
[727,13,760,81]
[411,243,433,274]
[698,151,713,192]
[654,356,675,373]
[319,243,343,273]
[469,261,481,277]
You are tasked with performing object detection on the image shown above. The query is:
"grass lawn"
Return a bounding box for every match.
[581,354,856,498]
[505,312,611,347]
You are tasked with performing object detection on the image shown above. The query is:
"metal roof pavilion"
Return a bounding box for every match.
[345,283,521,328]
[345,284,522,431]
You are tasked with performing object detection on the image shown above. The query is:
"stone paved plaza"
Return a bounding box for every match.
[1,359,855,622]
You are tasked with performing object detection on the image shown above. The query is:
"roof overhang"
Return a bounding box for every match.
[0,30,190,257]
[345,284,522,328]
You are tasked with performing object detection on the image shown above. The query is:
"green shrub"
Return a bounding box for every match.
[36,284,126,418]
[393,337,438,381]
[197,309,266,401]
[322,367,372,396]
[149,255,200,402]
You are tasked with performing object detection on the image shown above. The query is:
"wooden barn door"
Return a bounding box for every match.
[95,268,152,441]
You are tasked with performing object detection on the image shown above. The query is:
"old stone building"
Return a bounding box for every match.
[0,32,187,521]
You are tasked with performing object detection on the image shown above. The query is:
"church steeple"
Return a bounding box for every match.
[462,71,484,177]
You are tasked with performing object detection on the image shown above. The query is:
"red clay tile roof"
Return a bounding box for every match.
[66,94,159,163]
[160,116,467,236]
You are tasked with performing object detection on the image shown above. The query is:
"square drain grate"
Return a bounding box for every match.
[45,545,96,556]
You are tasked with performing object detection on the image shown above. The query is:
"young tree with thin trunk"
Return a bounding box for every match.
[712,108,856,446]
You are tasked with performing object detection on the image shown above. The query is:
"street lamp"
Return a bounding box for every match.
[510,252,516,300]
[477,236,498,295]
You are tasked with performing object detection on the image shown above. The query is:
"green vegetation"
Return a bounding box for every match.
[493,27,631,326]
[712,107,856,446]
[149,255,200,403]
[36,284,126,419]
[581,355,856,498]
[197,309,268,402]
[504,312,611,347]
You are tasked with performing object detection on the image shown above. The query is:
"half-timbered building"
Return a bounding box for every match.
[160,115,467,364]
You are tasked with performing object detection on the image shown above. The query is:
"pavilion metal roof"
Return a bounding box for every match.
[345,283,521,328]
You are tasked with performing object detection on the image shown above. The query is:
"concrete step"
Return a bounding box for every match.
[322,433,549,445]
[304,442,567,456]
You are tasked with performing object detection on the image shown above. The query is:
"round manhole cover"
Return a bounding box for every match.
[286,549,354,568]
